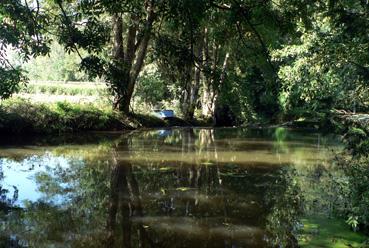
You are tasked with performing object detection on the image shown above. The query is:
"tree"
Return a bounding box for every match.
[52,0,157,113]
[0,0,49,99]
[273,0,369,116]
[23,41,88,81]
[153,0,208,120]
[154,0,292,123]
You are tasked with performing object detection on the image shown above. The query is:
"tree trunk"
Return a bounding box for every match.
[187,43,202,120]
[187,63,201,118]
[201,46,230,123]
[112,14,124,60]
[201,28,211,119]
[182,41,203,121]
[115,91,132,114]
[213,52,230,125]
[201,83,215,119]
[111,1,155,114]
[181,65,193,120]
[201,41,220,120]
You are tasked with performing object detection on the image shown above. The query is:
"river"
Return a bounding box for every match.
[0,128,366,247]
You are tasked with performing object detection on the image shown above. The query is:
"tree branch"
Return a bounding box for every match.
[210,1,231,10]
[57,1,83,60]
[233,0,277,76]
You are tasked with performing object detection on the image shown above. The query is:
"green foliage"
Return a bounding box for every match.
[273,0,369,117]
[0,1,49,59]
[50,0,162,112]
[134,67,167,107]
[0,0,50,99]
[23,42,89,82]
[333,121,369,234]
[0,98,122,133]
[1,0,368,123]
[217,72,256,124]
[335,155,369,233]
[345,127,369,156]
[0,67,26,99]
[0,97,182,134]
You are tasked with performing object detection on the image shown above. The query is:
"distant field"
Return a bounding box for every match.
[21,80,108,96]
[12,80,172,114]
[15,80,111,107]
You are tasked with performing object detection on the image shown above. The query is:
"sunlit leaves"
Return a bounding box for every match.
[272,0,369,114]
[0,0,50,98]
[0,67,27,99]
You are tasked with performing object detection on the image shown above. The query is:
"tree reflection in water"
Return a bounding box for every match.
[107,138,154,248]
[0,164,20,247]
[0,128,337,247]
[103,129,302,247]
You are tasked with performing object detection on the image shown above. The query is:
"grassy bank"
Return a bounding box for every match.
[0,80,201,134]
[0,98,124,134]
[0,98,194,134]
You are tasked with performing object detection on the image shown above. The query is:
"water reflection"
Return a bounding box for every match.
[0,128,341,247]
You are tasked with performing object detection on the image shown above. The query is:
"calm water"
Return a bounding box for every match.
[0,128,348,247]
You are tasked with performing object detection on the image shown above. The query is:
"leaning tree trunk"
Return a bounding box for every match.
[201,83,216,119]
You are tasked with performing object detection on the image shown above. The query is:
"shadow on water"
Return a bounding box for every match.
[0,128,364,247]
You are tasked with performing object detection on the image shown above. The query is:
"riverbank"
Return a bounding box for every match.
[1,97,368,135]
[0,99,205,135]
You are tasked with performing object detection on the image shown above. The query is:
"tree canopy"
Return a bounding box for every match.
[0,0,368,122]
